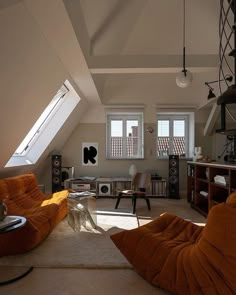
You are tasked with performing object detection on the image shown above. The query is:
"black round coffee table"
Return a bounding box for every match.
[0,215,33,286]
[0,215,26,234]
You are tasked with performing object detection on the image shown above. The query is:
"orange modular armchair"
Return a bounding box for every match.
[111,194,236,295]
[0,173,69,256]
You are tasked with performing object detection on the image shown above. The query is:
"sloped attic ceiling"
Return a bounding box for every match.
[63,0,223,108]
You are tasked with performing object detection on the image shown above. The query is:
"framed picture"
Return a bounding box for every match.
[82,143,98,166]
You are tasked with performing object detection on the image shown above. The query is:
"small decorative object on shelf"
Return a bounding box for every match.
[200,191,208,198]
[0,201,7,221]
[214,175,229,186]
[128,164,137,179]
[199,157,212,163]
[193,147,203,162]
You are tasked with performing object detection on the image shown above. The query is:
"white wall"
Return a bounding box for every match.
[50,105,216,197]
[0,2,67,169]
[0,0,228,196]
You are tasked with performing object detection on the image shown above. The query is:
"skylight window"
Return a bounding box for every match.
[15,84,69,155]
[6,80,80,167]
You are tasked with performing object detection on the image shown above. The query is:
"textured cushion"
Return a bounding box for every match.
[226,192,236,206]
[111,205,236,295]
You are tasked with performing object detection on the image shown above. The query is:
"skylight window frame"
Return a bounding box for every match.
[14,84,69,156]
[5,80,80,168]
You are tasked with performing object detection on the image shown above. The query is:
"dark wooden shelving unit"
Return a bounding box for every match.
[187,161,236,216]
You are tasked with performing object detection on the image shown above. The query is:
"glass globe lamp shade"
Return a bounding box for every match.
[176,70,193,88]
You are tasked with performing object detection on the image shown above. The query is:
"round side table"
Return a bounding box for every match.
[0,215,33,286]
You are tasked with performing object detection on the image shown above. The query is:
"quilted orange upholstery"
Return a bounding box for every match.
[111,198,236,295]
[0,173,69,256]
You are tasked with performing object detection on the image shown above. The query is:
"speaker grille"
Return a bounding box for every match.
[98,183,112,196]
[168,155,179,199]
[52,155,62,193]
[169,175,178,184]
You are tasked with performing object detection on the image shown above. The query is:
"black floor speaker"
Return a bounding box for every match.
[168,155,180,199]
[51,155,62,193]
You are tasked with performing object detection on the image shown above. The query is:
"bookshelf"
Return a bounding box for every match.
[187,161,236,216]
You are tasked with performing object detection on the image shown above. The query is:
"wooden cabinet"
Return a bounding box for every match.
[187,161,236,216]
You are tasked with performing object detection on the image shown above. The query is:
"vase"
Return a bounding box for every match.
[129,164,137,179]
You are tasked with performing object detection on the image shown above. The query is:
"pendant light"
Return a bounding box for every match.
[176,0,193,88]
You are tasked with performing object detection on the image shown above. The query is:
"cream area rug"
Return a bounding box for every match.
[0,207,138,268]
[0,198,206,269]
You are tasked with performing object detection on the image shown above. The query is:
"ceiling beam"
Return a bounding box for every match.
[88,54,219,74]
[198,97,218,110]
[90,0,145,56]
[90,1,129,55]
[63,0,91,60]
[204,102,220,136]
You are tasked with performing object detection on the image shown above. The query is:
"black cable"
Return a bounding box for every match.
[225,105,236,122]
[0,267,33,286]
[218,139,233,159]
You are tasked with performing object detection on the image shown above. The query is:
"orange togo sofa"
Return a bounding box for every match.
[111,193,236,295]
[0,173,69,256]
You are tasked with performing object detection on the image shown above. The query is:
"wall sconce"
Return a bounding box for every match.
[146,127,154,133]
[205,75,233,99]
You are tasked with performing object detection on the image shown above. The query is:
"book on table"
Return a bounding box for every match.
[0,216,21,230]
[68,191,96,199]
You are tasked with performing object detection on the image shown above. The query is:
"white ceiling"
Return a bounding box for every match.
[62,0,225,108]
[1,0,231,111]
[0,0,234,175]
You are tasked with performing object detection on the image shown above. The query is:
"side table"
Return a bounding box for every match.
[67,192,97,230]
[0,216,33,286]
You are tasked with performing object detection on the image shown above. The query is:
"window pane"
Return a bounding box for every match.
[111,120,122,136]
[173,120,185,156]
[158,120,169,136]
[173,137,185,156]
[157,137,169,157]
[173,120,185,136]
[111,120,122,157]
[126,120,138,136]
[126,120,138,156]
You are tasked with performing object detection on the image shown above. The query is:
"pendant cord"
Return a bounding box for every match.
[183,0,186,74]
[176,0,192,86]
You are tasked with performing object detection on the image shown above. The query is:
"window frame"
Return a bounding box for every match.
[5,80,80,167]
[156,112,194,159]
[106,112,144,159]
